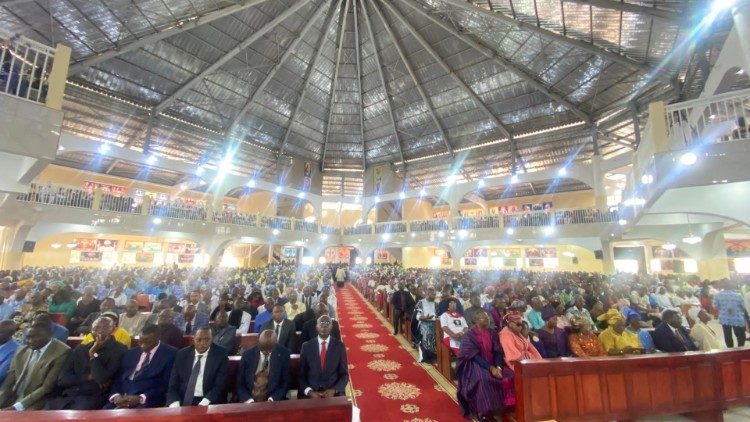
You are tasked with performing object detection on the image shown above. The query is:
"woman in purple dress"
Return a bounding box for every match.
[456,309,515,421]
[537,304,570,357]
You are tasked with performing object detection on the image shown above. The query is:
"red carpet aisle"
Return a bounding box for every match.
[337,284,461,422]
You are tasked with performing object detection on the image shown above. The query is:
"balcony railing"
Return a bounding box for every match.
[1,29,56,104]
[666,87,750,149]
[17,184,616,238]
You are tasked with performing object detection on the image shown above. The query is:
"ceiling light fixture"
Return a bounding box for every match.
[50,243,62,249]
[682,214,701,244]
[399,191,406,200]
[662,243,677,251]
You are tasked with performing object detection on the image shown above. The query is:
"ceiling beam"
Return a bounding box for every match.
[321,0,352,170]
[277,0,344,158]
[562,0,681,23]
[154,0,313,114]
[361,0,405,167]
[0,0,36,6]
[353,0,367,170]
[396,0,591,123]
[380,0,512,139]
[67,0,273,76]
[226,2,330,138]
[431,0,669,81]
[369,0,453,156]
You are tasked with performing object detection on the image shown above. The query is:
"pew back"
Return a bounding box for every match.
[514,349,750,422]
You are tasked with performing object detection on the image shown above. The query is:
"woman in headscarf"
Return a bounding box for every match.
[456,310,514,421]
[597,309,643,355]
[499,312,543,370]
[568,317,606,357]
[688,307,724,351]
[537,304,570,358]
[624,311,656,352]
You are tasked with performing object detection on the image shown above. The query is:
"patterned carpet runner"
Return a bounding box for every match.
[338,283,461,422]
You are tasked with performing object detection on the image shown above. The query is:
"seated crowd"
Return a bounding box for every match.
[366,265,750,421]
[0,264,349,411]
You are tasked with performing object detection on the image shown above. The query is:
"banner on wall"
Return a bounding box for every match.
[136,252,154,263]
[373,165,384,194]
[74,239,97,251]
[178,254,195,263]
[526,247,557,258]
[185,244,201,254]
[528,258,544,267]
[124,241,143,252]
[726,240,750,257]
[376,249,389,262]
[96,239,118,252]
[121,252,136,264]
[338,248,350,262]
[493,248,522,258]
[465,248,487,257]
[282,247,297,259]
[80,251,103,262]
[303,161,312,191]
[83,181,126,197]
[464,257,477,266]
[489,203,551,214]
[652,246,688,259]
[168,243,185,254]
[143,242,162,253]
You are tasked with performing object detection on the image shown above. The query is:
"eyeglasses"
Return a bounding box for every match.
[318,321,332,326]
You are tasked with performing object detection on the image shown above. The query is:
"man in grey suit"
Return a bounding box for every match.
[261,305,297,352]
[0,323,71,410]
[211,310,236,353]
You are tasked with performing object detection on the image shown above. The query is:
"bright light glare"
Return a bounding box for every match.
[374,196,380,202]
[152,217,162,225]
[355,257,363,265]
[301,256,314,266]
[98,144,111,154]
[381,233,391,241]
[662,243,677,251]
[246,179,256,188]
[419,188,426,197]
[558,167,567,176]
[506,228,514,235]
[682,235,701,245]
[641,174,653,184]
[458,229,468,239]
[195,166,205,176]
[477,179,485,188]
[510,174,518,184]
[543,226,555,236]
[321,234,328,240]
[399,192,406,200]
[272,229,280,235]
[275,186,282,193]
[618,219,627,226]
[437,231,445,238]
[146,154,158,164]
[680,152,697,165]
[297,192,306,199]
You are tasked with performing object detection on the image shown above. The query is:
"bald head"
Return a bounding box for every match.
[125,299,139,317]
[259,329,277,353]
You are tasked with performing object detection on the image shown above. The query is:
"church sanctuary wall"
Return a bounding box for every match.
[235,191,277,216]
[19,233,204,268]
[402,247,440,268]
[320,208,362,227]
[401,198,434,220]
[432,190,596,216]
[278,157,323,195]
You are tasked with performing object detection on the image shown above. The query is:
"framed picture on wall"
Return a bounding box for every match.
[178,254,195,263]
[96,239,118,252]
[136,252,154,263]
[124,241,143,252]
[143,242,162,253]
[80,251,103,262]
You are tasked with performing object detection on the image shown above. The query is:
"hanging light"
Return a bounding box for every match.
[681,214,701,244]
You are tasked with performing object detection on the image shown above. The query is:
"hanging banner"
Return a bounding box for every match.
[136,252,155,263]
[373,165,384,194]
[83,181,126,197]
[96,239,118,252]
[143,242,162,253]
[124,241,143,252]
[303,161,313,191]
[168,243,185,254]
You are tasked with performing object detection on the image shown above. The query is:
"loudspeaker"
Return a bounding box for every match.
[572,257,579,265]
[22,241,36,252]
[594,250,603,260]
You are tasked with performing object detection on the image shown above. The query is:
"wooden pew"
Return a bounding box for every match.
[433,320,454,382]
[513,348,750,422]
[9,396,352,422]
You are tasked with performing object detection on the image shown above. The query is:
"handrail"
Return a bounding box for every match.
[0,29,56,104]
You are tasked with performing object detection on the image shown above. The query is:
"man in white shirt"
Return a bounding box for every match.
[284,291,306,321]
[119,300,149,337]
[167,327,229,407]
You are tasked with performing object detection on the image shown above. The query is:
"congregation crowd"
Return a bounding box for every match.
[0,264,350,412]
[360,265,750,421]
[0,263,748,420]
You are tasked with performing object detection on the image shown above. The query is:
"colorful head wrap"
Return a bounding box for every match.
[503,311,523,325]
[597,308,624,325]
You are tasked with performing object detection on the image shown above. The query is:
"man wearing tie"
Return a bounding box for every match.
[167,327,229,407]
[261,305,297,352]
[652,309,698,352]
[0,323,71,410]
[236,329,291,403]
[107,324,177,408]
[391,282,415,335]
[300,302,341,346]
[299,315,349,399]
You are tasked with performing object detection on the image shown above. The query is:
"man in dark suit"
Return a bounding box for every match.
[652,309,698,352]
[0,323,71,410]
[236,329,291,403]
[300,302,341,346]
[299,315,349,399]
[391,282,415,335]
[157,309,185,349]
[106,324,177,408]
[261,305,297,352]
[167,327,229,407]
[46,317,127,410]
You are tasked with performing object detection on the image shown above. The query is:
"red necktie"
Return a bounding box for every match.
[320,340,327,369]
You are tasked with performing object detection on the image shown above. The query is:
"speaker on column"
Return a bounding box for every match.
[22,241,36,252]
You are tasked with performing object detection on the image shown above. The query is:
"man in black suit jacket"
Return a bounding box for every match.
[652,309,698,352]
[261,305,297,352]
[46,317,127,410]
[391,282,415,335]
[167,327,229,406]
[236,329,291,403]
[106,324,177,408]
[299,315,349,399]
[300,302,341,347]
